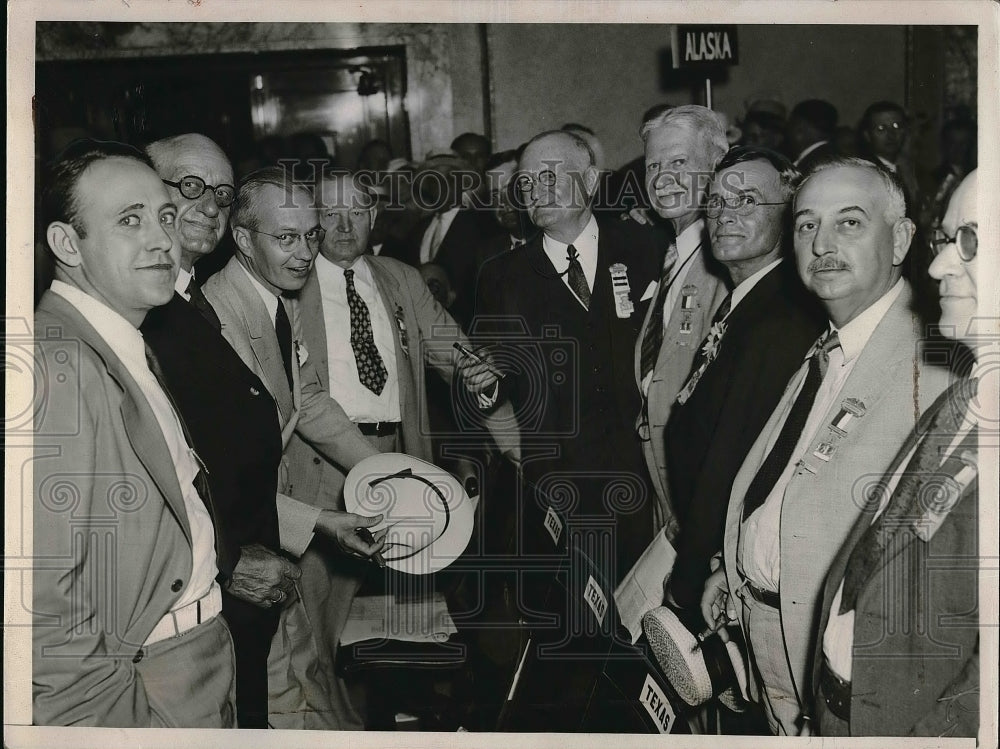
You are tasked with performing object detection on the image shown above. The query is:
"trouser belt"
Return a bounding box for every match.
[820,657,852,722]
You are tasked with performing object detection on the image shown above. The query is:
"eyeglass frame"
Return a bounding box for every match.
[704,193,787,219]
[514,170,559,194]
[162,176,236,208]
[929,223,977,262]
[244,226,326,251]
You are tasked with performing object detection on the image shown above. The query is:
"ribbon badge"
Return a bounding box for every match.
[394,306,410,358]
[609,263,634,319]
[813,398,867,462]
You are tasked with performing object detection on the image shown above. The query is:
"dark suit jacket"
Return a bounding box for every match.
[391,206,503,270]
[812,380,979,737]
[141,295,283,628]
[474,217,662,568]
[664,260,826,610]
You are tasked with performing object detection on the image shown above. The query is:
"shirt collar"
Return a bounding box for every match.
[314,252,371,283]
[49,280,147,369]
[830,278,904,364]
[236,258,280,324]
[729,258,782,311]
[542,213,599,262]
[675,218,705,263]
[876,156,898,173]
[174,266,193,298]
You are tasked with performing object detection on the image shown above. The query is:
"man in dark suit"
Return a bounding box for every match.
[786,100,839,174]
[809,170,981,738]
[475,129,661,575]
[662,146,826,618]
[33,139,236,727]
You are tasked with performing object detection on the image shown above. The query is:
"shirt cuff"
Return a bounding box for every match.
[275,493,320,558]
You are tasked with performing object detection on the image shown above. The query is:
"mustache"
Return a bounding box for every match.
[808,257,850,273]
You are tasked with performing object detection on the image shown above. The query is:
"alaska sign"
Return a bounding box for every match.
[670,25,739,68]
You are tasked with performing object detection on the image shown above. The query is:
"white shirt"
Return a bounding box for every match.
[175,266,194,300]
[728,258,783,314]
[542,214,600,308]
[794,140,830,167]
[876,156,898,174]
[640,218,705,397]
[420,206,461,264]
[823,403,977,681]
[313,253,401,422]
[738,280,905,592]
[50,280,218,612]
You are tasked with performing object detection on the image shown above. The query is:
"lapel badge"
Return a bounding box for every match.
[829,397,866,437]
[394,305,410,357]
[609,263,634,319]
[250,386,260,396]
[294,339,308,366]
[680,284,698,311]
[813,440,837,462]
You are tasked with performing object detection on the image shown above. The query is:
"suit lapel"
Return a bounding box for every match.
[298,271,329,390]
[222,259,294,422]
[38,293,193,543]
[367,257,414,423]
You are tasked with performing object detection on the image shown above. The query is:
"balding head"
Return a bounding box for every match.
[146,133,234,269]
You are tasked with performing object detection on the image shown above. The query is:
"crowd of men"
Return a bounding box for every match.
[31,95,983,737]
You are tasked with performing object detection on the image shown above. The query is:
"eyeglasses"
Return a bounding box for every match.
[246,226,325,250]
[515,170,558,194]
[871,121,907,135]
[705,193,786,219]
[929,224,977,262]
[163,176,236,208]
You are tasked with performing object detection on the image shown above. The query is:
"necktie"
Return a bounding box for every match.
[345,269,388,394]
[838,377,977,613]
[741,330,841,520]
[143,341,222,568]
[639,243,680,380]
[565,244,591,310]
[274,297,294,393]
[675,291,733,405]
[186,276,221,331]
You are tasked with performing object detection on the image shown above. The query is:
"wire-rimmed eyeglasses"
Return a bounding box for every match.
[162,176,236,208]
[705,193,786,219]
[246,226,326,251]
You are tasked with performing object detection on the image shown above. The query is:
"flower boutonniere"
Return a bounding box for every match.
[294,339,309,366]
[701,321,728,362]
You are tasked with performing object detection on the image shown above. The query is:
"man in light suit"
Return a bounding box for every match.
[204,167,384,729]
[283,169,501,695]
[634,105,730,539]
[33,139,236,726]
[809,171,982,737]
[701,157,951,734]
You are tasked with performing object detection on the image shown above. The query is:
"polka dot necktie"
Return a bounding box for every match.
[345,269,388,395]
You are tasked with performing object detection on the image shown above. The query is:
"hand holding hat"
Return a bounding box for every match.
[314,509,386,560]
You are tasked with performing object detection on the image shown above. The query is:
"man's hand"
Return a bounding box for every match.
[225,543,301,609]
[623,206,654,226]
[456,350,500,394]
[314,510,387,559]
[700,566,737,643]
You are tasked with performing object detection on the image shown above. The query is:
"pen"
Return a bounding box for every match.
[355,527,386,569]
[453,341,506,379]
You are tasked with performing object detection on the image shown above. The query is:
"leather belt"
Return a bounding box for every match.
[356,421,400,437]
[145,582,223,646]
[820,657,852,722]
[745,581,780,609]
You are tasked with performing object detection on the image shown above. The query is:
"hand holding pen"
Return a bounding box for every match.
[453,341,504,393]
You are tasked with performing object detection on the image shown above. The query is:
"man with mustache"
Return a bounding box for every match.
[204,168,385,728]
[33,139,236,726]
[809,171,982,737]
[701,157,950,734]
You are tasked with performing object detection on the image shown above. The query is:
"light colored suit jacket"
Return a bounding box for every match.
[633,226,728,539]
[32,292,226,726]
[284,255,468,509]
[204,256,379,553]
[722,282,951,713]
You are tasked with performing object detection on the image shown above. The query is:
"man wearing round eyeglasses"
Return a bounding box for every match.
[650,147,824,636]
[809,170,982,737]
[859,101,920,209]
[205,167,387,729]
[147,134,235,316]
